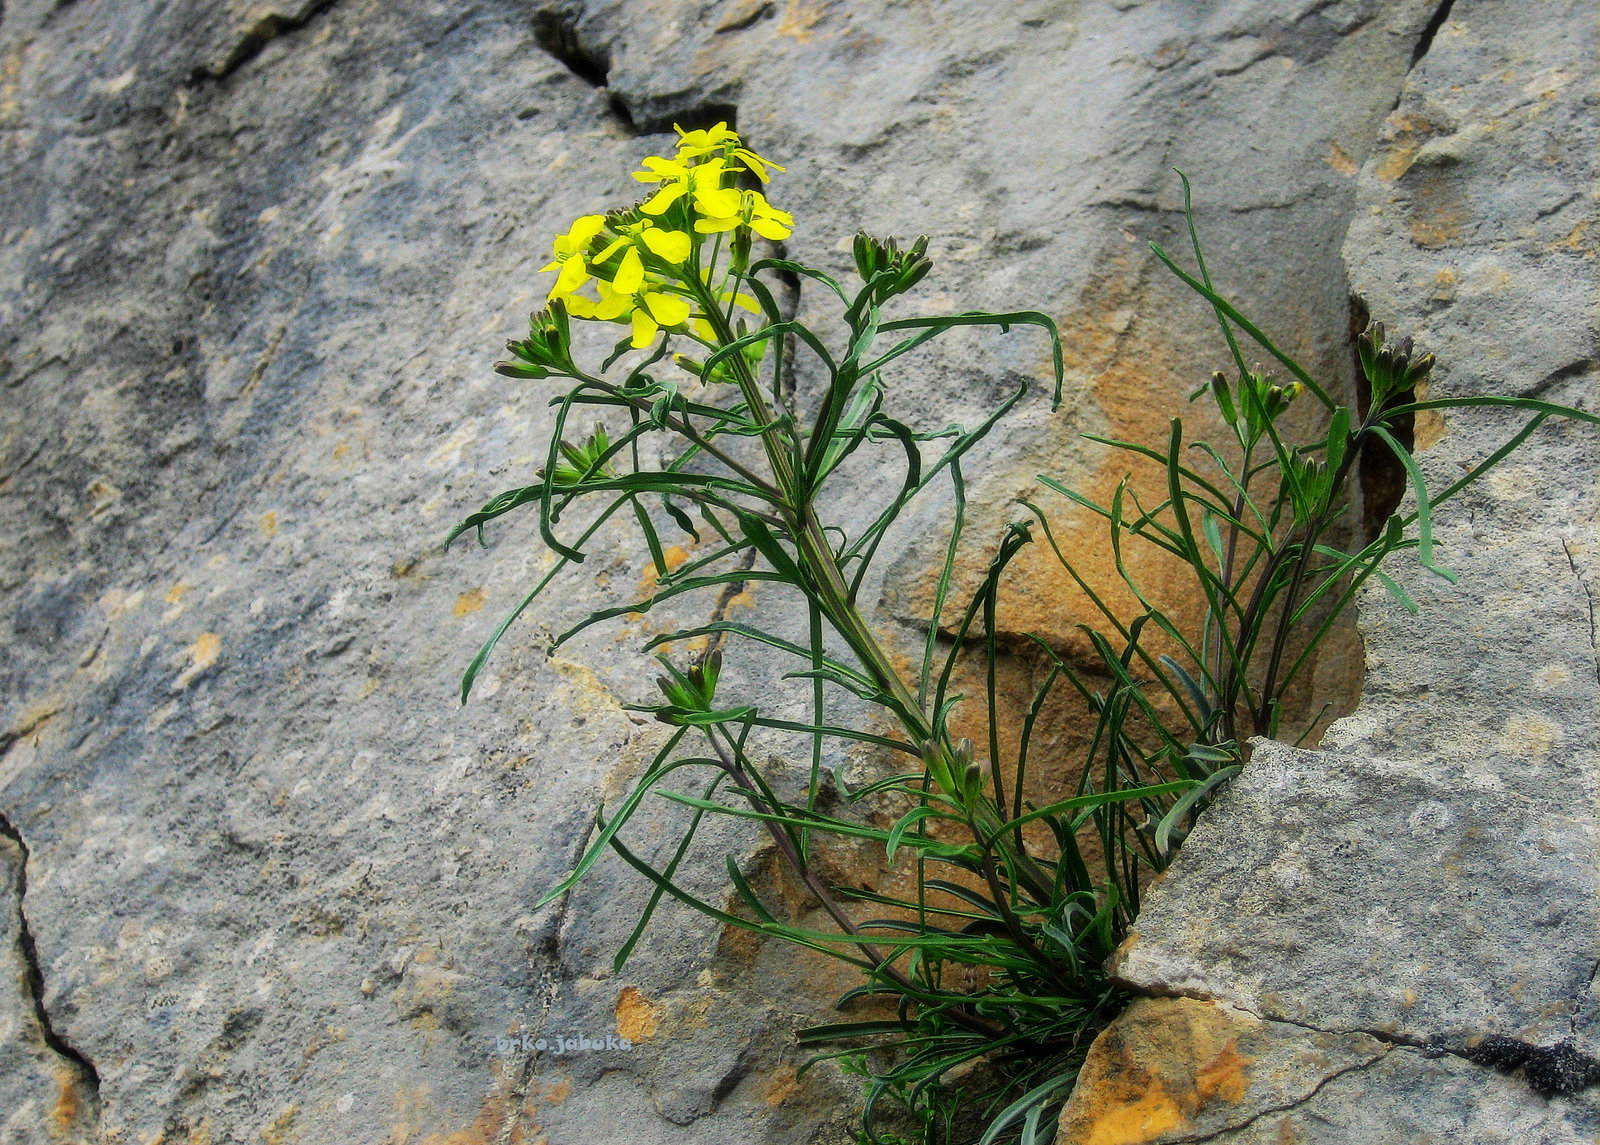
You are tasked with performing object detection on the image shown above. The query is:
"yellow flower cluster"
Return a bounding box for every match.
[541,123,790,349]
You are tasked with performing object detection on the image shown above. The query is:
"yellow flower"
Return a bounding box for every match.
[671,122,786,183]
[693,189,793,241]
[627,289,693,348]
[636,156,742,219]
[566,277,690,349]
[564,278,633,322]
[540,214,606,299]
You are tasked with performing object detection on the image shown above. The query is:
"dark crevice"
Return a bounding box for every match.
[1410,0,1457,66]
[632,100,738,138]
[0,807,103,1128]
[530,9,738,137]
[533,9,609,88]
[768,241,802,407]
[188,0,341,84]
[1529,358,1598,400]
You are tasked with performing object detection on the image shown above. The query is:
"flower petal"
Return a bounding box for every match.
[750,215,792,241]
[569,214,606,246]
[613,247,645,294]
[552,252,591,296]
[641,227,691,263]
[693,186,742,217]
[630,307,658,349]
[642,290,691,326]
[640,183,687,215]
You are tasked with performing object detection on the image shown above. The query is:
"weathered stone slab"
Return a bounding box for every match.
[1112,741,1599,1048]
[1199,1048,1600,1145]
[1056,996,1386,1144]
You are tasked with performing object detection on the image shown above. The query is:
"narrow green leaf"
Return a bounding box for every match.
[1369,424,1456,582]
[1154,765,1241,858]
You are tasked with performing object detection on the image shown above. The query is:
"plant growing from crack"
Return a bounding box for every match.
[448,130,1597,1143]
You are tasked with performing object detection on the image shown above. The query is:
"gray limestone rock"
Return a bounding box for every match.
[1112,740,1599,1050]
[4,0,1588,1141]
[1199,1046,1599,1145]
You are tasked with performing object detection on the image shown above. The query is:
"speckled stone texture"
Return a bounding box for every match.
[1067,0,1599,1141]
[4,0,1587,1142]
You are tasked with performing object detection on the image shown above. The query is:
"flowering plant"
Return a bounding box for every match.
[451,132,1597,1143]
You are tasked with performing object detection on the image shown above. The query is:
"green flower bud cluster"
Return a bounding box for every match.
[652,650,730,726]
[852,232,932,308]
[1207,366,1301,431]
[1357,320,1435,409]
[540,426,614,488]
[496,298,577,380]
[922,737,984,806]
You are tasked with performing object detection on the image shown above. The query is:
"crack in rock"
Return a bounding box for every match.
[1165,1051,1390,1144]
[0,808,102,1133]
[190,0,342,83]
[529,6,738,136]
[1125,980,1600,1100]
[1409,0,1457,66]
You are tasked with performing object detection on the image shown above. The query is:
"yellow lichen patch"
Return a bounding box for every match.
[716,0,771,33]
[536,1076,571,1106]
[1077,1078,1187,1145]
[550,655,624,719]
[1057,998,1257,1145]
[166,581,192,604]
[1193,1041,1249,1104]
[1498,712,1561,760]
[454,588,486,617]
[615,985,660,1041]
[417,1077,516,1145]
[1410,380,1447,450]
[50,1064,92,1138]
[764,1065,799,1107]
[174,632,223,689]
[1533,663,1570,691]
[1325,141,1357,177]
[259,1103,298,1145]
[638,543,695,595]
[1406,170,1467,250]
[777,0,825,40]
[260,511,279,538]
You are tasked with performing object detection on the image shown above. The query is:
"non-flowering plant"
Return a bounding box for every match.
[450,131,1596,1143]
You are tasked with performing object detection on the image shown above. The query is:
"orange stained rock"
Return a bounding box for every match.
[1057,997,1256,1145]
[638,542,694,595]
[1075,1077,1187,1145]
[615,985,660,1041]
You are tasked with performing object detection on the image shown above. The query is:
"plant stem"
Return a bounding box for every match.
[704,727,1006,1041]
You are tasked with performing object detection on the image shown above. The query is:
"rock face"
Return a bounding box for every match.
[1061,0,1600,1141]
[0,1,1588,1144]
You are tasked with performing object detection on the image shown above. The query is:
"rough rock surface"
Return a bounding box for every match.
[1067,0,1600,1141]
[0,0,1586,1143]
